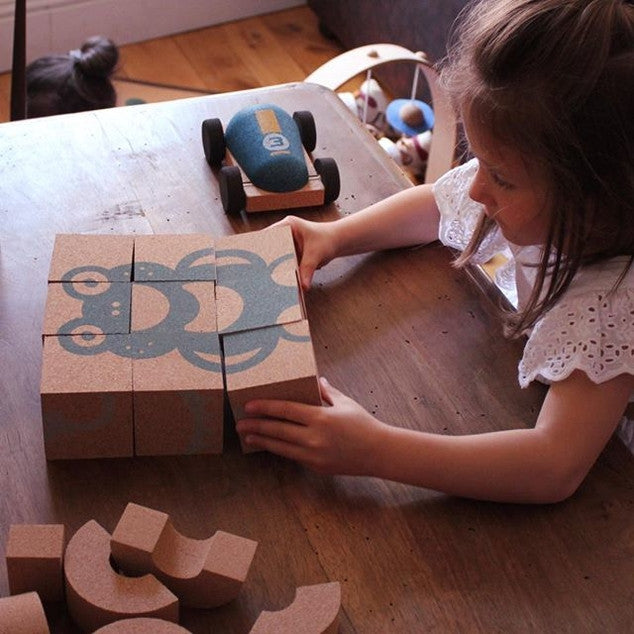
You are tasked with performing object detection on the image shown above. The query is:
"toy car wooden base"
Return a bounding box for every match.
[220,149,326,214]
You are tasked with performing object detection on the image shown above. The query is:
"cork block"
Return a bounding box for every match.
[132,333,224,456]
[42,280,131,336]
[223,320,321,426]
[0,592,50,634]
[249,582,341,634]
[215,225,304,334]
[40,334,133,460]
[65,520,179,632]
[94,618,192,633]
[6,524,65,602]
[131,281,217,334]
[48,234,134,283]
[134,234,216,281]
[111,502,258,609]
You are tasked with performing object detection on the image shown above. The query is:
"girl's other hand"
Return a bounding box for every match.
[272,216,338,290]
[236,377,386,476]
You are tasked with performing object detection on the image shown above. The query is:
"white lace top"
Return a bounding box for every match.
[433,159,634,449]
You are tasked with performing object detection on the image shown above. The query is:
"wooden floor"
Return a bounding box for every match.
[0,6,346,123]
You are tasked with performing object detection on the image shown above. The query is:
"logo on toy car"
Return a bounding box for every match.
[262,132,290,153]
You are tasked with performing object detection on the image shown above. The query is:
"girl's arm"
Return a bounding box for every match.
[280,184,440,289]
[236,370,633,504]
[325,183,440,256]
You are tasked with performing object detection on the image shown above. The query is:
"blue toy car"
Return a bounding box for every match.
[202,104,340,214]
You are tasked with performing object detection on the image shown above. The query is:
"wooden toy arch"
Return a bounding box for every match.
[305,43,458,184]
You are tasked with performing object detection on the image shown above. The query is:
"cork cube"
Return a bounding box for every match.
[42,281,131,336]
[0,592,50,634]
[48,234,134,283]
[6,524,66,602]
[223,319,321,426]
[132,333,224,456]
[134,234,216,281]
[40,334,133,460]
[131,281,217,335]
[215,225,304,334]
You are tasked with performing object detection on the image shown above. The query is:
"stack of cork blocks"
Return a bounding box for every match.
[40,226,321,460]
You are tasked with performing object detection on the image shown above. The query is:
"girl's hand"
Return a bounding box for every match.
[273,216,339,290]
[236,377,386,476]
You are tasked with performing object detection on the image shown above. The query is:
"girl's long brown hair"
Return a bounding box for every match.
[440,0,634,336]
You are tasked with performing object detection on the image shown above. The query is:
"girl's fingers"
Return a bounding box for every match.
[318,376,347,406]
[243,432,311,464]
[298,263,316,291]
[238,417,307,445]
[243,397,316,424]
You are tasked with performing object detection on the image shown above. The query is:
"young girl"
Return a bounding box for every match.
[237,0,634,504]
[26,35,118,118]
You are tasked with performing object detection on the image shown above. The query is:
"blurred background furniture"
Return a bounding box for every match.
[307,0,468,99]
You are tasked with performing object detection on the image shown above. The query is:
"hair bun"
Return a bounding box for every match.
[74,35,118,78]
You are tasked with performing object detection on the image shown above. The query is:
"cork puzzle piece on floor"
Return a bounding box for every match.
[40,228,320,460]
[64,520,179,632]
[0,592,50,634]
[6,524,65,603]
[249,582,341,634]
[94,618,192,633]
[111,502,258,608]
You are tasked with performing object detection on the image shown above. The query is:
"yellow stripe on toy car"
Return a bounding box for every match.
[256,109,281,134]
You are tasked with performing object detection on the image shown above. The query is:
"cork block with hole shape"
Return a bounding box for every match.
[40,334,133,460]
[6,524,65,602]
[223,320,321,436]
[133,234,216,282]
[215,225,305,334]
[42,281,132,336]
[94,618,192,633]
[48,234,134,283]
[0,592,50,634]
[132,333,224,456]
[249,582,341,634]
[111,502,258,609]
[65,520,178,632]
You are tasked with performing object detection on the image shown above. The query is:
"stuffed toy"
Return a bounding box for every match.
[338,78,390,137]
[378,130,432,182]
[338,78,434,182]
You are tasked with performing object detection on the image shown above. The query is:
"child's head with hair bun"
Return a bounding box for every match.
[26,35,119,118]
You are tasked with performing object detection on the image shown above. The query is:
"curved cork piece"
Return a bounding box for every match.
[64,520,179,632]
[94,617,192,633]
[0,591,50,634]
[111,502,258,608]
[249,582,341,634]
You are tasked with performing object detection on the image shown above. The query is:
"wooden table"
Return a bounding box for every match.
[1,83,632,633]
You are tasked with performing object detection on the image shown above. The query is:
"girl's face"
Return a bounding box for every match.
[463,118,552,246]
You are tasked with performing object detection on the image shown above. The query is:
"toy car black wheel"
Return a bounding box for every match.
[314,157,340,205]
[202,118,226,167]
[218,166,246,214]
[292,111,317,153]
